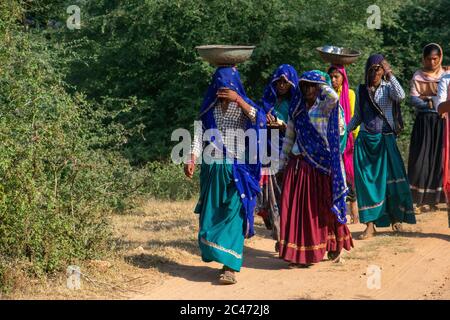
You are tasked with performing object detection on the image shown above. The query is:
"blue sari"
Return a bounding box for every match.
[198,66,266,238]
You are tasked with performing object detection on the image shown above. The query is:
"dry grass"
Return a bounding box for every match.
[113,199,200,268]
[0,257,156,300]
[343,233,413,262]
[1,199,200,300]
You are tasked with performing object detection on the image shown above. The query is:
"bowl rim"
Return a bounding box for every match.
[316,46,361,57]
[195,45,256,50]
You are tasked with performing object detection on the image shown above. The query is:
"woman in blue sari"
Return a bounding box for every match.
[184,66,266,284]
[255,64,299,252]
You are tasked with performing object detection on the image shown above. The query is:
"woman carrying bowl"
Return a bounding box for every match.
[184,66,266,285]
[328,64,360,224]
[348,54,416,239]
[255,64,299,252]
[278,71,353,267]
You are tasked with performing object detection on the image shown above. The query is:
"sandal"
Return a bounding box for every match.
[430,204,439,212]
[275,241,280,253]
[392,222,403,233]
[219,270,237,285]
[327,251,341,263]
[414,206,422,215]
[288,263,311,269]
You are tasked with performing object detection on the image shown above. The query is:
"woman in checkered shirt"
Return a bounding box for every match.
[348,54,416,240]
[184,66,266,285]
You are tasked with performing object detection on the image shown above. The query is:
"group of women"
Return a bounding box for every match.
[184,43,450,285]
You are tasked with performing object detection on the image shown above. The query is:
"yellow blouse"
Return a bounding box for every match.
[337,86,359,139]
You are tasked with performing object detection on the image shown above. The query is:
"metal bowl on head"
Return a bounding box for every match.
[195,45,256,67]
[316,46,361,65]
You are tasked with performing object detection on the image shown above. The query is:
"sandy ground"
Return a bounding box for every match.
[129,205,450,300]
[6,200,448,300]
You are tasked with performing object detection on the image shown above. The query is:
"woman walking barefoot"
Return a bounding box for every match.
[328,64,360,224]
[348,54,416,239]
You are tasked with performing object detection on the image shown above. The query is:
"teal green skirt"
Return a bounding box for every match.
[354,131,416,227]
[194,159,244,271]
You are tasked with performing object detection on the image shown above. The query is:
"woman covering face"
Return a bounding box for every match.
[185,66,266,285]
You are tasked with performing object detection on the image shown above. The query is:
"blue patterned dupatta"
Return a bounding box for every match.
[289,71,348,223]
[259,64,299,158]
[198,67,266,238]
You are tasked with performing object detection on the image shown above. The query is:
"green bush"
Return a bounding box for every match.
[0,2,198,284]
[55,0,408,164]
[144,162,199,201]
[0,15,107,276]
[0,2,152,280]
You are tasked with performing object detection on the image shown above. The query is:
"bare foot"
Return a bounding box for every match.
[430,204,439,212]
[414,205,422,215]
[359,223,376,240]
[288,263,311,269]
[350,201,359,224]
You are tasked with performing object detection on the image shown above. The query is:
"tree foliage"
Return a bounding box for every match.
[52,0,439,163]
[1,0,449,285]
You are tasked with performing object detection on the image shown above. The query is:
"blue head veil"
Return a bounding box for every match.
[259,64,298,159]
[260,64,299,114]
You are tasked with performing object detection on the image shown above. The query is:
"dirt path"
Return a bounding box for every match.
[131,209,450,300]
